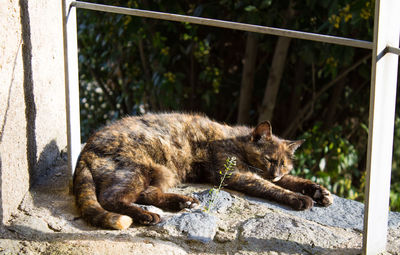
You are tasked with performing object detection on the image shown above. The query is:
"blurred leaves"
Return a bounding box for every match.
[294,123,361,200]
[77,0,399,211]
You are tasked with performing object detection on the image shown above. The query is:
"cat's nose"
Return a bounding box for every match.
[272,175,282,182]
[272,173,283,182]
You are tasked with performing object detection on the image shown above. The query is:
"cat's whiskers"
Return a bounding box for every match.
[242,162,264,174]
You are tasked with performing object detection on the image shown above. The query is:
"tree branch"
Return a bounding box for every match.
[237,32,258,124]
[138,38,156,110]
[258,0,295,123]
[282,53,372,137]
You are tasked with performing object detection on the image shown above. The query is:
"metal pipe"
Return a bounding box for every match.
[72,1,373,50]
[363,0,400,253]
[387,45,400,56]
[63,0,81,175]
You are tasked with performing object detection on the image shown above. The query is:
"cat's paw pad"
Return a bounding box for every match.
[179,197,200,209]
[290,195,313,210]
[138,211,161,225]
[312,186,333,206]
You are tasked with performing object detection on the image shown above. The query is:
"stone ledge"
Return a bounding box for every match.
[1,161,399,254]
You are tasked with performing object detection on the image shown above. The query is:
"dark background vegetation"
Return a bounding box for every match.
[76,0,400,211]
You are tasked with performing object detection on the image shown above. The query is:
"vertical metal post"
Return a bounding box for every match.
[363,0,400,254]
[62,0,81,175]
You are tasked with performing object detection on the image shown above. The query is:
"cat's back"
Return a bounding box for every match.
[111,112,221,140]
[83,112,234,158]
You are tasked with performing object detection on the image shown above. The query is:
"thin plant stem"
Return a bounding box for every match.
[205,156,237,212]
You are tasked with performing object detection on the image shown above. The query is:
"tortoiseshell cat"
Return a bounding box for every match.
[74,112,333,230]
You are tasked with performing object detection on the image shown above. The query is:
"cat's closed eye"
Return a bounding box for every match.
[264,156,276,164]
[264,156,287,167]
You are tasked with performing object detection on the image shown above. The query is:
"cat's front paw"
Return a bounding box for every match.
[311,185,333,207]
[289,194,313,210]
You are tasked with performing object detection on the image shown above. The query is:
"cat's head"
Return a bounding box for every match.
[245,121,304,182]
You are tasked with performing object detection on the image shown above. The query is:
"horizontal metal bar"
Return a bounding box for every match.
[387,45,400,56]
[378,45,400,61]
[72,1,373,50]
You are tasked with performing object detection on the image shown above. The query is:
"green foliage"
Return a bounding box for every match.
[294,123,362,200]
[77,0,375,138]
[294,114,400,212]
[391,182,400,212]
[390,117,400,211]
[204,156,236,213]
[77,0,400,211]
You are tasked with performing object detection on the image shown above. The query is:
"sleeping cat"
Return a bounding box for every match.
[73,112,333,230]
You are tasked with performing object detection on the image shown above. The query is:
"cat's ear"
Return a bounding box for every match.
[251,121,272,142]
[286,139,305,153]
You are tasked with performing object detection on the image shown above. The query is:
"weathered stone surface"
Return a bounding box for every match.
[154,189,234,243]
[8,215,53,238]
[159,209,218,243]
[247,194,400,231]
[193,189,234,213]
[0,0,67,225]
[240,211,362,254]
[1,167,400,254]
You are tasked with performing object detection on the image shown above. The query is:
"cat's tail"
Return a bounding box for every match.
[73,158,133,230]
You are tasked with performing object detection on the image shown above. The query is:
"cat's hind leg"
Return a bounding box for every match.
[136,186,199,211]
[140,163,199,211]
[97,167,162,226]
[99,187,161,225]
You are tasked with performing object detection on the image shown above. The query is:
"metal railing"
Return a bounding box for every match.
[63,1,400,254]
[72,1,373,50]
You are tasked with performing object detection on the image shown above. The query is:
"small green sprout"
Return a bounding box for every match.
[204,156,237,213]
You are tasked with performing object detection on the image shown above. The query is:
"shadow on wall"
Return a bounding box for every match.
[19,0,65,187]
[19,0,37,187]
[33,140,63,187]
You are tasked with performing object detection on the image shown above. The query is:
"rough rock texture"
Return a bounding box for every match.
[0,0,67,224]
[159,210,218,243]
[247,194,400,231]
[0,158,399,254]
[239,212,361,254]
[156,190,233,243]
[194,189,235,213]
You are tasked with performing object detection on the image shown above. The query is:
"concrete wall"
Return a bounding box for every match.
[0,0,67,224]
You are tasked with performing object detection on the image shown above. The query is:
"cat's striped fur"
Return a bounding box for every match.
[73,112,333,230]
